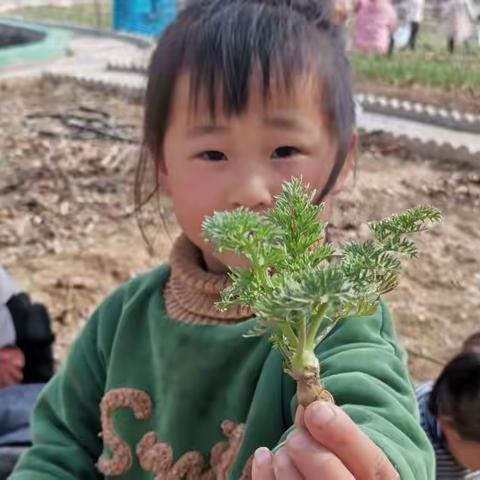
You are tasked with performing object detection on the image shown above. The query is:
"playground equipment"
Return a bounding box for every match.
[113,0,178,36]
[0,19,70,68]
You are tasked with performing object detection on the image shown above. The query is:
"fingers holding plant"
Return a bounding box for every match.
[300,401,399,479]
[253,402,399,480]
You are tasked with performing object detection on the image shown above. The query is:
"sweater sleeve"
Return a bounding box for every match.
[9,288,123,480]
[275,301,435,480]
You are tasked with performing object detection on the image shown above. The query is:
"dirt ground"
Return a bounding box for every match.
[1,78,479,381]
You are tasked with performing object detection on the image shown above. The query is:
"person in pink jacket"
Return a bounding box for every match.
[353,0,398,54]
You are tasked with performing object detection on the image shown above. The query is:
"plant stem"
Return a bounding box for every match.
[299,317,306,355]
[306,303,329,350]
[291,349,318,373]
[246,242,272,291]
[281,324,298,349]
[291,320,334,407]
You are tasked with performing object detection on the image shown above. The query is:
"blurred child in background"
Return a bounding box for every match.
[416,332,480,479]
[0,267,54,478]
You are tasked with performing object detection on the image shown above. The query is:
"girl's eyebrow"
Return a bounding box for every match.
[186,115,312,136]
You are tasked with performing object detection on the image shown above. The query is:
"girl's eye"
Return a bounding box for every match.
[271,146,302,159]
[198,150,227,161]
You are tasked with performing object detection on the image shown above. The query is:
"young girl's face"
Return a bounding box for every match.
[160,73,354,273]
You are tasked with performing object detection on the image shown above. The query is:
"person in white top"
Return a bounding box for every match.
[443,0,479,52]
[406,0,425,49]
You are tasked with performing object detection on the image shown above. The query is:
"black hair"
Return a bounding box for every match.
[463,331,480,354]
[429,352,480,442]
[135,0,355,248]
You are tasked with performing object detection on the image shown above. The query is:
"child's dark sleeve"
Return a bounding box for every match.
[9,289,122,480]
[7,293,55,383]
[0,266,55,383]
[276,301,435,480]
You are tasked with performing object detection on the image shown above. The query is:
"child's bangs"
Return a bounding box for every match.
[182,3,329,118]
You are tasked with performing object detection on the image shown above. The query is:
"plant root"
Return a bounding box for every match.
[295,365,334,407]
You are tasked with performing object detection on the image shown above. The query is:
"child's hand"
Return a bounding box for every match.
[0,347,25,388]
[252,401,399,480]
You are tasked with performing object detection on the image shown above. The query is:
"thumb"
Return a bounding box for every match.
[304,401,399,480]
[294,404,305,429]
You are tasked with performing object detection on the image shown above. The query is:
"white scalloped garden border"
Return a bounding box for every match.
[356,93,480,135]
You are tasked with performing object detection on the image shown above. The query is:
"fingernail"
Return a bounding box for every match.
[254,447,272,468]
[310,402,335,428]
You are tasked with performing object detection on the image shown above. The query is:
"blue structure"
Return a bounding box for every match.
[113,0,178,36]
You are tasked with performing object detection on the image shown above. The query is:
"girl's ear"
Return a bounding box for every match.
[331,132,358,195]
[155,156,171,196]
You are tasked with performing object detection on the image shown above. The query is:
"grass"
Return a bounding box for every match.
[352,50,480,94]
[351,22,480,94]
[9,3,112,29]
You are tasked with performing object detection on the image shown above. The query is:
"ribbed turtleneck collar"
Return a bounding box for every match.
[164,235,252,325]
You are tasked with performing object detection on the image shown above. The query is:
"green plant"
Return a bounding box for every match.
[202,178,441,406]
[352,50,480,93]
[11,4,112,29]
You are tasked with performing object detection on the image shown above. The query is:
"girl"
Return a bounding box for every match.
[11,0,434,479]
[416,332,480,479]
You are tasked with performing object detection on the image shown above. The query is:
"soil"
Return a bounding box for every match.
[1,78,479,381]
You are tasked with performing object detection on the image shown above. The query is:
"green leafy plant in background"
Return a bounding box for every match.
[352,52,480,93]
[202,178,441,406]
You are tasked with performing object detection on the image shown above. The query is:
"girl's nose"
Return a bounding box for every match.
[228,174,274,212]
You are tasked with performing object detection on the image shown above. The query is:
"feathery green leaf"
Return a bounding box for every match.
[202,179,441,373]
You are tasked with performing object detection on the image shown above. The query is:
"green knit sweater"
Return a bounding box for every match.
[11,264,434,479]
